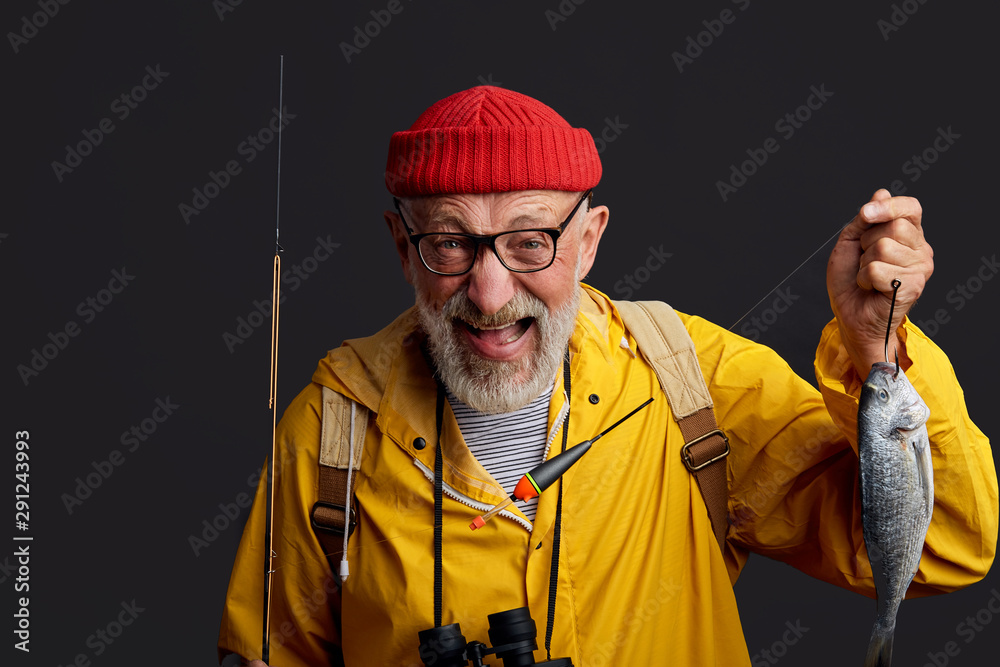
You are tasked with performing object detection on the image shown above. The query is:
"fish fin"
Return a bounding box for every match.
[897,398,930,432]
[864,625,894,667]
[912,430,935,513]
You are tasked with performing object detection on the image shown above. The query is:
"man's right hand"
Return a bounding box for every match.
[247,661,268,667]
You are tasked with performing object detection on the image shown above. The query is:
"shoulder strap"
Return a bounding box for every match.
[311,386,369,576]
[613,300,730,552]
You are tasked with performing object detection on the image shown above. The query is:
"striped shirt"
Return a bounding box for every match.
[447,386,554,522]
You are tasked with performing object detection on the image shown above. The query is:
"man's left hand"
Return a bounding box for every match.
[826,188,934,378]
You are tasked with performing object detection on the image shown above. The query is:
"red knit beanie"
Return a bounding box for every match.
[385,86,602,196]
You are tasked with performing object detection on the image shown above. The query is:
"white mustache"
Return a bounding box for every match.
[441,289,548,330]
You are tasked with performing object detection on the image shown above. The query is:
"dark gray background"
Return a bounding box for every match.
[4,0,998,665]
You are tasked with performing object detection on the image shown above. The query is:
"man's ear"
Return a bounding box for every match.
[384,208,414,285]
[577,204,609,279]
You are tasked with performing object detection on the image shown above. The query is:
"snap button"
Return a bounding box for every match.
[413,437,426,450]
[588,394,600,404]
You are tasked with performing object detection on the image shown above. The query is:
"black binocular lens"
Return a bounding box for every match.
[487,608,538,666]
[417,607,573,666]
[418,623,469,667]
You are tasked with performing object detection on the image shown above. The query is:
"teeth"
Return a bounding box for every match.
[466,321,517,331]
[504,327,527,344]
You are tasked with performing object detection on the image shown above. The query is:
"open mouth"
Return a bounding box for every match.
[462,317,534,345]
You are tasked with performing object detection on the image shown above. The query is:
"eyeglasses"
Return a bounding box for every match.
[394,190,592,276]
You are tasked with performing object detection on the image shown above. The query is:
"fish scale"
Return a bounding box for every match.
[858,361,934,667]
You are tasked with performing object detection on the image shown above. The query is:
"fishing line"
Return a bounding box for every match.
[729,220,850,331]
[885,278,901,378]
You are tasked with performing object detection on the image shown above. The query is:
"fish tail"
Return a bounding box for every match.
[863,623,894,667]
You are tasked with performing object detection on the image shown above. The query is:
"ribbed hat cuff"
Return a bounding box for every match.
[385,125,601,196]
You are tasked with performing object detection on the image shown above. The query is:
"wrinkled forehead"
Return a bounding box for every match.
[401,190,582,234]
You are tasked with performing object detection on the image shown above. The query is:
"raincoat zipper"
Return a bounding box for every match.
[413,459,533,532]
[540,392,569,463]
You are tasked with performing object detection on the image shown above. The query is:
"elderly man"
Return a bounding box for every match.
[218,86,997,666]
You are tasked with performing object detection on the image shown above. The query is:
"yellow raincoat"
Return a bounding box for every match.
[219,284,997,666]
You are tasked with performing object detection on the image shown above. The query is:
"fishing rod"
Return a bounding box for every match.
[262,54,286,665]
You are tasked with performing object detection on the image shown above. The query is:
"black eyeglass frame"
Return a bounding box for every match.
[393,189,593,276]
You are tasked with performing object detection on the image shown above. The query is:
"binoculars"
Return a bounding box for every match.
[417,607,573,667]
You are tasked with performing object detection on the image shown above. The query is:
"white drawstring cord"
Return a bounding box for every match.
[340,401,356,581]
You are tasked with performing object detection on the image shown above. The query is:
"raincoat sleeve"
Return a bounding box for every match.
[684,313,998,597]
[217,382,343,666]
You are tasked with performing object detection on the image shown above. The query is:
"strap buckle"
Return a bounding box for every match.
[681,429,730,472]
[310,501,357,537]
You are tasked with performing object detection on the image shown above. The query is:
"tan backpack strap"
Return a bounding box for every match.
[614,300,730,552]
[311,386,369,571]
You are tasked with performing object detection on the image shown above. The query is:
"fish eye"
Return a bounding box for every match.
[878,389,889,402]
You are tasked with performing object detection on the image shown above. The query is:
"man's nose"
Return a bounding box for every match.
[465,245,517,316]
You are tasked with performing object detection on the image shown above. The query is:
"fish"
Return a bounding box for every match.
[858,361,934,667]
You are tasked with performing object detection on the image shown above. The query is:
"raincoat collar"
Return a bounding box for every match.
[310,283,621,500]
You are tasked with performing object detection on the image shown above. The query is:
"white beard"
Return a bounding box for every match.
[415,278,581,415]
